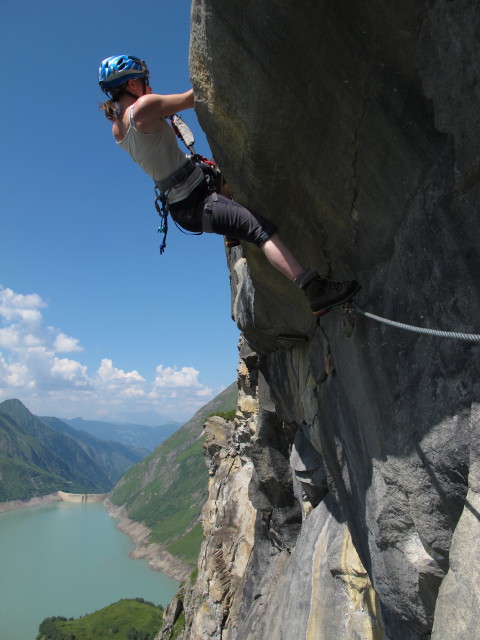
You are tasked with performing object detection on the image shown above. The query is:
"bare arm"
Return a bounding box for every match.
[132,90,194,132]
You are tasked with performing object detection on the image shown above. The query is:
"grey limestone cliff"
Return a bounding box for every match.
[160,2,480,639]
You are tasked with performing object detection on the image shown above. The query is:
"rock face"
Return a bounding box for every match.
[177,1,480,639]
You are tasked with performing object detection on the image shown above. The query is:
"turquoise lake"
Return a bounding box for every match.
[0,501,179,640]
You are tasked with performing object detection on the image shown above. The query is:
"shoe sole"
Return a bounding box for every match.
[312,283,361,317]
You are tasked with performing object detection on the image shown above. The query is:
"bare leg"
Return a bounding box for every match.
[260,233,305,280]
[260,233,359,317]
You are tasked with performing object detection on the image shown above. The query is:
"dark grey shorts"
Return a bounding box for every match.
[169,181,278,247]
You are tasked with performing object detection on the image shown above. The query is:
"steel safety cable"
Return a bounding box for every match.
[352,303,480,343]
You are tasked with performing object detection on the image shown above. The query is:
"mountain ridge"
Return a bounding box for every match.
[0,399,147,501]
[61,417,180,452]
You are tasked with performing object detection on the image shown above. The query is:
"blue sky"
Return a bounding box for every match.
[0,0,240,423]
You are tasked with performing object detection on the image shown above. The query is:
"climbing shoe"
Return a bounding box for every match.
[295,269,360,317]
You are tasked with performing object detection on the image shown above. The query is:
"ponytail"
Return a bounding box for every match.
[100,99,119,122]
[99,81,129,121]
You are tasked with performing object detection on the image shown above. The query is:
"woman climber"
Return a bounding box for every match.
[98,54,360,316]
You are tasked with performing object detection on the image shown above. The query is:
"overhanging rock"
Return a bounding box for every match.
[183,1,480,638]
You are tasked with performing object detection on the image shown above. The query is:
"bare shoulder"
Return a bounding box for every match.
[133,90,194,128]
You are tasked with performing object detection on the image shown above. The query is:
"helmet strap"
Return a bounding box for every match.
[110,88,139,102]
[105,76,147,102]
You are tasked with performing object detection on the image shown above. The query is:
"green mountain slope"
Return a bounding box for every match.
[36,598,163,640]
[0,399,112,493]
[0,412,91,500]
[0,399,147,501]
[41,416,147,484]
[109,383,237,565]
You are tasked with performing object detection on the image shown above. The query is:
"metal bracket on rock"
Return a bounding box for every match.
[342,299,358,338]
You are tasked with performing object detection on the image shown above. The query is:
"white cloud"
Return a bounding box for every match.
[0,285,217,422]
[53,332,83,353]
[1,360,31,389]
[0,287,45,328]
[0,327,19,348]
[51,358,89,385]
[95,359,146,400]
[97,358,145,384]
[153,365,203,389]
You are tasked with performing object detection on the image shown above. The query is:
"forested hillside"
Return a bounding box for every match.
[0,399,146,501]
[0,412,83,500]
[41,415,146,485]
[109,383,237,566]
[36,598,163,640]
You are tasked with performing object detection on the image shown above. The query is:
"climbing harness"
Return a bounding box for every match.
[154,156,199,254]
[154,114,220,254]
[352,302,480,343]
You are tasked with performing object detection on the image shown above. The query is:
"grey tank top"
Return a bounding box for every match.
[117,106,203,203]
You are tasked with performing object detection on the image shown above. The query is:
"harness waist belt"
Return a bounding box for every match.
[155,158,196,193]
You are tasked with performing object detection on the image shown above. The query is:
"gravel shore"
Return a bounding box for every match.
[0,493,61,513]
[104,498,191,583]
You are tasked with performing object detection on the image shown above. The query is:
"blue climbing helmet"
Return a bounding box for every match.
[99,55,149,95]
